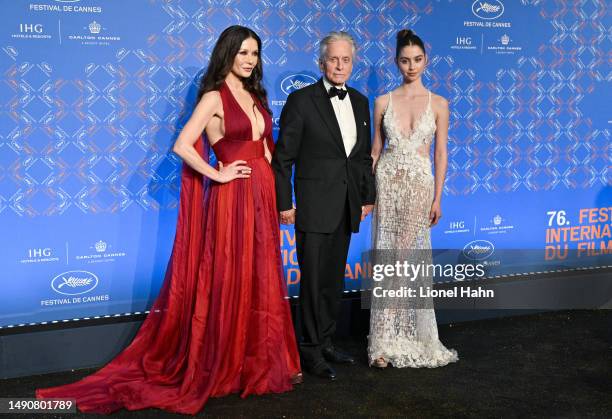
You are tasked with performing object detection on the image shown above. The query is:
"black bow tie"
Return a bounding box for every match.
[328,86,348,100]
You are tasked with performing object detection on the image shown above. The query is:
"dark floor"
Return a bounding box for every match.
[1,310,610,418]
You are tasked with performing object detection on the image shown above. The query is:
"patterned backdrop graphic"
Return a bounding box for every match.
[1,0,610,327]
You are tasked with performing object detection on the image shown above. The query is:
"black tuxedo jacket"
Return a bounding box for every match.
[272,79,376,233]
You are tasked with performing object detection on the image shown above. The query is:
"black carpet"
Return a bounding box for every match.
[1,310,610,418]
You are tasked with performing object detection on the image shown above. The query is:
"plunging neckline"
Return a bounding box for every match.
[387,91,431,139]
[224,81,266,141]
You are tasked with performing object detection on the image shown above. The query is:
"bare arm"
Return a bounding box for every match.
[371,95,388,170]
[430,95,449,226]
[172,91,251,183]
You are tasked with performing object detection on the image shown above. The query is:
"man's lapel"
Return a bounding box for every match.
[310,79,345,153]
[347,87,365,158]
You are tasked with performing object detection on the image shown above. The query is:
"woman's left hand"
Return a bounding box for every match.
[429,200,442,226]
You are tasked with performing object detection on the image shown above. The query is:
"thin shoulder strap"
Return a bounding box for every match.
[218,81,230,115]
[427,90,432,108]
[383,92,392,114]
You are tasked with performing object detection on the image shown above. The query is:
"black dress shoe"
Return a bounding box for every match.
[306,361,337,381]
[322,346,356,365]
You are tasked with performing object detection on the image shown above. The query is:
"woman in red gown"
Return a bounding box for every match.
[36,25,302,415]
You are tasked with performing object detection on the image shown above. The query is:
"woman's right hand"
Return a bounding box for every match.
[216,160,252,183]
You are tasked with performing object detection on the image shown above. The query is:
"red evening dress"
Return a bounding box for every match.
[36,81,301,414]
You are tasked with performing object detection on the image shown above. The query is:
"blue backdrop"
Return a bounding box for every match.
[1,0,610,328]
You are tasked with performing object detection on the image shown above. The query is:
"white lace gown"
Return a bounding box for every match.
[367,91,458,368]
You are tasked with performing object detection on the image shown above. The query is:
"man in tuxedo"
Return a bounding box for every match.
[272,32,376,380]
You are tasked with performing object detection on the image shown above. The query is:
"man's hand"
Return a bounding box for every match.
[361,204,374,221]
[280,208,296,225]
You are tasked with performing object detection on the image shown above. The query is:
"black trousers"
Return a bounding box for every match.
[295,203,352,367]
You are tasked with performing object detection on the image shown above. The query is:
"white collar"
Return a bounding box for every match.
[323,77,347,92]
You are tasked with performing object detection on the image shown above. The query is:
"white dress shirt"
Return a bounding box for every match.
[323,77,357,157]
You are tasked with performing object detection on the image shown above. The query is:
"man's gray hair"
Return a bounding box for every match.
[318,31,356,63]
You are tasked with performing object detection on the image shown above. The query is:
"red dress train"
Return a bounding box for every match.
[36,81,301,414]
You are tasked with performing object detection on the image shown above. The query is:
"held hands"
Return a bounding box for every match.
[361,204,374,221]
[216,160,252,183]
[280,208,296,225]
[429,200,442,226]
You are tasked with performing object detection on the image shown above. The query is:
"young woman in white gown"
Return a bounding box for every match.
[367,29,459,368]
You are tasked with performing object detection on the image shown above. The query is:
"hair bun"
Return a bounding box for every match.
[394,29,425,59]
[397,29,415,40]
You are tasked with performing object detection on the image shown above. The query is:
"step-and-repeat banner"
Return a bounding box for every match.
[1,0,609,327]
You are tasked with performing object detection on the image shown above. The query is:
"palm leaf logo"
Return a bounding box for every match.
[476,2,500,13]
[58,276,93,289]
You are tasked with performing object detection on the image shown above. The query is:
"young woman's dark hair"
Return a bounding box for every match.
[197,25,271,114]
[395,29,426,60]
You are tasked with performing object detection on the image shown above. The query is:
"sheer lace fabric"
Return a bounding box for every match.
[368,91,458,368]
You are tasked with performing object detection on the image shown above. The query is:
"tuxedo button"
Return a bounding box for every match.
[342,180,347,184]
